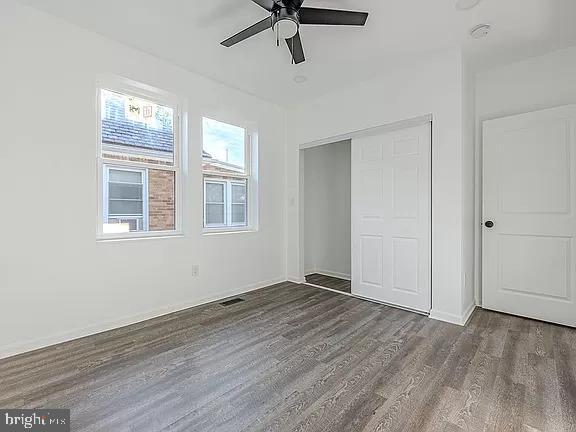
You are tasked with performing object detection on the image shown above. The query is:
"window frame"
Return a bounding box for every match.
[96,77,182,241]
[201,117,256,234]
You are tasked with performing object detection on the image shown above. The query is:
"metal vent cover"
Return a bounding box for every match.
[220,298,245,306]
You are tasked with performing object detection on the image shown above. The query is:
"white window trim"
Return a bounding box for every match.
[202,120,257,234]
[96,77,182,241]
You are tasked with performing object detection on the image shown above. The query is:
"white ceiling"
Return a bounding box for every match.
[18,0,576,106]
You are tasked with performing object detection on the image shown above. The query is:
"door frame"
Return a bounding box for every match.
[476,104,576,306]
[298,114,433,314]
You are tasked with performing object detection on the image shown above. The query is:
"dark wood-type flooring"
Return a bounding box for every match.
[1,282,575,431]
[305,273,352,293]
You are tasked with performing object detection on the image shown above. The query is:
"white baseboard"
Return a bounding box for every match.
[287,275,305,284]
[305,269,351,281]
[0,276,286,360]
[429,302,477,326]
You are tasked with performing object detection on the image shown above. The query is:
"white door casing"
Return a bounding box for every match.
[351,123,431,312]
[482,105,576,327]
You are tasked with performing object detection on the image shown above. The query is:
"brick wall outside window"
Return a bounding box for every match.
[148,169,175,231]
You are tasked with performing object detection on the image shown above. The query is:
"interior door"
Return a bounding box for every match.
[483,105,576,327]
[351,123,431,312]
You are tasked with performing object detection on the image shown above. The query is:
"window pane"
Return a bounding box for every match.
[231,183,246,204]
[202,118,245,174]
[206,203,225,225]
[109,169,142,183]
[109,183,143,200]
[206,182,224,203]
[109,200,143,215]
[148,169,176,232]
[232,204,246,225]
[101,89,174,166]
[103,165,176,234]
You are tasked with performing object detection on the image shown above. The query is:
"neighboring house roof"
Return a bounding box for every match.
[102,118,174,153]
[101,95,229,164]
[202,158,245,176]
[101,95,174,153]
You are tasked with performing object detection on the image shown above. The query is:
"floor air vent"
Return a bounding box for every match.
[220,298,245,306]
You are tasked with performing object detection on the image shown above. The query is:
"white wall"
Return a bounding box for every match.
[287,50,474,324]
[477,46,576,120]
[475,45,576,303]
[0,3,287,358]
[303,141,351,279]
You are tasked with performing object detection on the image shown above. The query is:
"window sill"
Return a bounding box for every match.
[202,227,257,236]
[96,231,183,242]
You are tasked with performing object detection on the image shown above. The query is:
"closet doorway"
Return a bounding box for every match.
[302,140,352,294]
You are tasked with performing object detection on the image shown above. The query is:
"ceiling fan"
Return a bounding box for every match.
[221,0,369,64]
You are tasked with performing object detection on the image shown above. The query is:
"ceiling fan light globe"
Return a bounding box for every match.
[274,19,299,39]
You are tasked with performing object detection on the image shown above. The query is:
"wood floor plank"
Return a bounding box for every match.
[0,282,575,432]
[305,273,352,293]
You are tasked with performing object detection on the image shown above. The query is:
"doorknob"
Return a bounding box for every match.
[484,220,494,228]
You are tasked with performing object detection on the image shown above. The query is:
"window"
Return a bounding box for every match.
[203,180,248,227]
[202,118,253,231]
[98,86,179,239]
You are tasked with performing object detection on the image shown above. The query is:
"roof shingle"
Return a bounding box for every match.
[101,95,173,153]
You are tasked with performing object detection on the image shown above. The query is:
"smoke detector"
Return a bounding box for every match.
[456,0,481,10]
[470,24,491,39]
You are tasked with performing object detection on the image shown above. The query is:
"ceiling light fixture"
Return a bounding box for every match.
[470,24,491,39]
[273,9,299,40]
[455,0,481,11]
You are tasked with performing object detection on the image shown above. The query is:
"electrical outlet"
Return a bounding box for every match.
[192,265,200,277]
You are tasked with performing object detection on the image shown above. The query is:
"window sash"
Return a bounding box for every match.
[97,81,181,240]
[100,88,177,168]
[202,121,251,177]
[201,121,252,233]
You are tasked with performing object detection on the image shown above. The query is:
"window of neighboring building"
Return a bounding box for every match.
[104,166,147,232]
[98,86,180,239]
[202,117,253,231]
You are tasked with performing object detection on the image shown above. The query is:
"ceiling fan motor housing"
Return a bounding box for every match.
[272,7,300,39]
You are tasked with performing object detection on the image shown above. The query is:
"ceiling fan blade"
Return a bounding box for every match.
[221,16,272,47]
[299,7,369,26]
[251,0,276,11]
[284,0,305,9]
[286,31,305,64]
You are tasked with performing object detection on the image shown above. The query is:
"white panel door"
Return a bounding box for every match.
[351,123,431,312]
[483,105,576,327]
